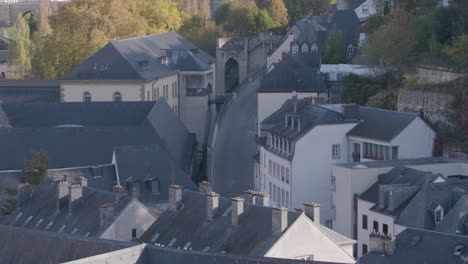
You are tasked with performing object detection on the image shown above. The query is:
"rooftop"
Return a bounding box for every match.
[335,157,468,169]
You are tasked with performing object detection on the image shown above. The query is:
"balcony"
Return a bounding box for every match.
[186,87,208,97]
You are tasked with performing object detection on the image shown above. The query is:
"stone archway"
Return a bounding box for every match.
[225,58,239,93]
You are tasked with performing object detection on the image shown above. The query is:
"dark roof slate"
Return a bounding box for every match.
[0,80,59,104]
[139,190,301,256]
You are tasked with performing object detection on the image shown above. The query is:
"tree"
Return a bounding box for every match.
[255,0,289,26]
[443,34,468,68]
[175,0,211,19]
[284,0,329,21]
[248,10,276,34]
[323,30,345,64]
[180,15,226,56]
[7,13,34,79]
[22,150,49,186]
[32,0,184,79]
[37,0,51,37]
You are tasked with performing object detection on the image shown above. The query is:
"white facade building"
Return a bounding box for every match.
[354,0,379,22]
[320,64,378,82]
[256,99,436,226]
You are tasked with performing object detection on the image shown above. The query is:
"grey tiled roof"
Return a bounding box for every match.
[0,225,135,264]
[63,32,214,80]
[359,228,468,264]
[0,80,59,104]
[259,53,326,93]
[435,195,468,235]
[1,176,132,237]
[335,157,468,169]
[139,190,301,256]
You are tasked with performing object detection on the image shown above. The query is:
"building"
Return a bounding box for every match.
[359,228,468,264]
[61,31,215,145]
[139,186,356,263]
[0,224,343,264]
[0,80,60,104]
[331,157,468,253]
[256,99,436,225]
[257,53,327,134]
[0,100,196,176]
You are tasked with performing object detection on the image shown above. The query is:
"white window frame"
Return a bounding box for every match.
[332,144,341,159]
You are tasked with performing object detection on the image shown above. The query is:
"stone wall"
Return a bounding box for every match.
[397,88,454,125]
[417,64,468,85]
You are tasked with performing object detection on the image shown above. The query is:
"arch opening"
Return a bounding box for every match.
[225,58,239,93]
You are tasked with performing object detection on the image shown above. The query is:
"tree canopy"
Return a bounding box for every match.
[284,0,330,21]
[8,14,34,79]
[323,30,345,64]
[255,0,289,26]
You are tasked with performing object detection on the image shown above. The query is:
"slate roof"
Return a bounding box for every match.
[0,225,135,264]
[259,53,326,93]
[336,157,468,169]
[359,228,468,264]
[63,32,214,80]
[0,80,59,103]
[436,195,468,235]
[114,144,198,199]
[359,166,440,217]
[0,176,132,238]
[139,190,302,256]
[0,100,196,172]
[345,106,419,142]
[328,10,361,46]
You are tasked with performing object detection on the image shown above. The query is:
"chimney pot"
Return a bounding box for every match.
[304,202,320,223]
[17,183,31,208]
[113,185,127,203]
[207,192,220,220]
[369,232,395,255]
[272,206,288,235]
[198,181,212,194]
[100,203,115,231]
[242,190,256,204]
[68,184,83,215]
[169,185,183,211]
[231,197,244,226]
[255,192,270,207]
[56,180,68,211]
[79,176,88,187]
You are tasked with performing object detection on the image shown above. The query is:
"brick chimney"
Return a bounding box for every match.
[255,192,270,207]
[369,232,395,255]
[242,190,256,204]
[56,180,68,211]
[168,185,183,211]
[16,183,31,208]
[304,202,320,223]
[68,184,83,215]
[198,181,212,194]
[207,192,219,221]
[113,184,127,203]
[79,176,88,187]
[100,203,115,231]
[272,206,288,235]
[231,197,244,226]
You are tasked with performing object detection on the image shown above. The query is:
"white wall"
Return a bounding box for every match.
[391,117,435,159]
[267,33,295,69]
[354,0,378,21]
[291,123,357,223]
[265,214,355,263]
[100,200,157,241]
[260,147,293,208]
[63,245,145,264]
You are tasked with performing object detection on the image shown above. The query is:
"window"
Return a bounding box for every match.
[362,244,368,255]
[147,90,150,101]
[311,43,318,52]
[286,191,289,207]
[83,92,91,102]
[281,189,285,206]
[132,228,137,239]
[383,223,388,235]
[347,45,354,56]
[113,92,122,102]
[292,44,299,54]
[281,166,285,182]
[273,184,276,202]
[273,162,276,177]
[301,43,309,53]
[157,87,160,99]
[263,153,266,168]
[286,168,290,184]
[276,164,280,178]
[297,256,312,260]
[392,146,399,160]
[269,160,272,175]
[331,176,336,191]
[277,186,280,204]
[362,5,369,14]
[145,179,160,194]
[435,207,443,224]
[332,144,341,159]
[373,221,379,232]
[363,142,392,160]
[362,214,368,230]
[269,182,272,195]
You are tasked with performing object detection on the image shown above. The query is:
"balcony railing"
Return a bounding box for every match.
[186,87,207,97]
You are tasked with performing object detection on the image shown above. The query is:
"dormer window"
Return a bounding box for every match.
[113,91,122,102]
[301,43,309,53]
[435,205,444,224]
[311,43,318,52]
[292,44,299,54]
[347,44,354,56]
[83,92,91,102]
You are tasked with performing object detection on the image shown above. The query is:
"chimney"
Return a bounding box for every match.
[207,192,219,221]
[129,182,140,198]
[79,176,88,187]
[100,203,115,231]
[369,232,395,255]
[255,192,270,207]
[242,190,256,204]
[378,185,387,208]
[293,101,298,113]
[198,181,212,194]
[231,197,244,226]
[56,180,68,211]
[342,104,360,120]
[304,202,320,223]
[168,185,183,211]
[113,185,127,203]
[68,184,83,215]
[272,206,288,235]
[337,0,350,10]
[16,183,31,208]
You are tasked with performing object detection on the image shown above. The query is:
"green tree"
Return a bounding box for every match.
[323,30,345,64]
[443,34,468,68]
[180,15,226,56]
[284,0,329,21]
[7,13,34,79]
[21,150,49,186]
[248,10,276,34]
[37,0,51,37]
[176,0,211,18]
[32,0,184,79]
[255,0,289,26]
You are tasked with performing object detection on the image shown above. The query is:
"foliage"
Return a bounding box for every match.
[248,10,276,34]
[365,16,385,34]
[322,30,345,64]
[0,199,17,215]
[7,13,34,79]
[443,34,468,68]
[37,0,51,37]
[255,0,289,26]
[402,73,420,89]
[180,15,226,56]
[399,0,438,15]
[21,150,49,186]
[284,0,330,21]
[366,90,397,110]
[176,0,211,19]
[32,0,184,79]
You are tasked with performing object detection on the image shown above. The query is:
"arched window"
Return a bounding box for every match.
[311,43,318,52]
[347,44,355,56]
[83,92,91,102]
[291,43,299,54]
[301,43,309,53]
[113,92,122,102]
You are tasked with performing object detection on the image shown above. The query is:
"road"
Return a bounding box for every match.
[211,78,259,198]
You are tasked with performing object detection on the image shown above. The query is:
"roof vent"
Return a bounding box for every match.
[353,164,368,169]
[454,245,465,256]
